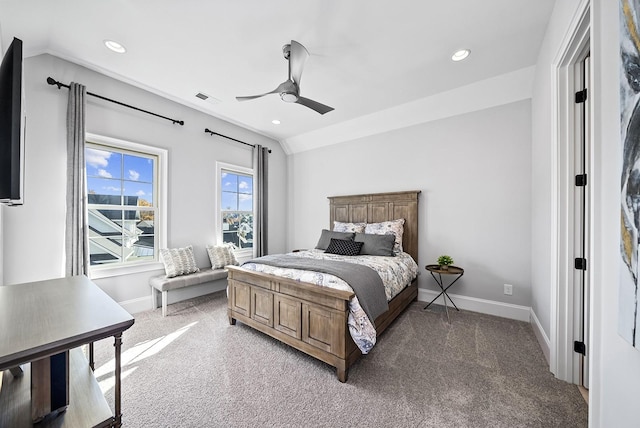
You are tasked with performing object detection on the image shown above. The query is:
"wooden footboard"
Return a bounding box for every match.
[226,265,417,382]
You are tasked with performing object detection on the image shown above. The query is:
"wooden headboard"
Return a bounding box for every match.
[328,190,421,262]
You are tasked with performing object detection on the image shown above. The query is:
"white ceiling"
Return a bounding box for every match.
[1,0,556,150]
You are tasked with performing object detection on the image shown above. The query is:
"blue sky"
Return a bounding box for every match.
[221,171,253,211]
[86,148,154,204]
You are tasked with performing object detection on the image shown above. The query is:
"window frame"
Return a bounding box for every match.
[216,161,255,259]
[86,133,168,279]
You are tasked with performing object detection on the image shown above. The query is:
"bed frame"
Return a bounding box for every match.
[226,190,421,382]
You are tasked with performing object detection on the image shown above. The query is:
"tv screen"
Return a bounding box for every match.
[0,37,25,205]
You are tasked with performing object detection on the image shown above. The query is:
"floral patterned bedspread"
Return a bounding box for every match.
[241,249,418,354]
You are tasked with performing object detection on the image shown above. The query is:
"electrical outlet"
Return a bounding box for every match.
[504,284,513,296]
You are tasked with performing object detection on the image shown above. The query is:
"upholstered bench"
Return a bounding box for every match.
[149,268,228,317]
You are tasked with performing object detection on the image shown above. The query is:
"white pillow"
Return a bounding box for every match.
[159,245,199,278]
[333,221,366,233]
[364,219,405,254]
[207,244,239,269]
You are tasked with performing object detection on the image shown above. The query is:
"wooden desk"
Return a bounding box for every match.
[0,275,135,427]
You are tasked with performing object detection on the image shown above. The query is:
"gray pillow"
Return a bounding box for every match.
[315,229,355,250]
[354,233,395,256]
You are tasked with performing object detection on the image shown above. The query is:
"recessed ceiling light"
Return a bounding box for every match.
[104,40,126,54]
[451,49,470,62]
[272,119,281,125]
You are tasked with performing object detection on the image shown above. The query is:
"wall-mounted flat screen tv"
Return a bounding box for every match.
[0,37,25,206]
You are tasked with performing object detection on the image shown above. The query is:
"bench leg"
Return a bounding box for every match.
[151,286,158,310]
[162,291,168,317]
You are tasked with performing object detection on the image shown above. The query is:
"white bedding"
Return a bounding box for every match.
[241,249,418,354]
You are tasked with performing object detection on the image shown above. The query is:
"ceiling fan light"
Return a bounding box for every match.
[451,49,470,62]
[280,92,298,103]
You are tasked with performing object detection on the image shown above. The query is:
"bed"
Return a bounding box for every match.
[226,190,420,382]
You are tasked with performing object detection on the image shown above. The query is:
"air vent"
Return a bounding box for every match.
[195,92,221,104]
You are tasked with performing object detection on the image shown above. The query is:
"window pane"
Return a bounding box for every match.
[221,172,238,192]
[222,231,239,247]
[238,194,253,211]
[89,237,123,265]
[223,212,239,232]
[123,154,153,183]
[123,181,154,205]
[237,214,253,249]
[89,209,123,235]
[222,191,237,211]
[86,148,122,179]
[238,176,253,194]
[87,177,122,202]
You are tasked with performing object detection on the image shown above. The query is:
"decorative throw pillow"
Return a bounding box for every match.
[159,245,199,278]
[364,219,405,254]
[207,244,239,269]
[355,233,395,256]
[315,229,355,250]
[325,238,364,256]
[333,221,366,233]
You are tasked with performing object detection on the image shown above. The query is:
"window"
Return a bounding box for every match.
[85,134,167,277]
[217,163,254,254]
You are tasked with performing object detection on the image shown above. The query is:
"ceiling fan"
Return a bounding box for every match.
[236,40,334,115]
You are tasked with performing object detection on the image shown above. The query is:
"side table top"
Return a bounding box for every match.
[425,264,464,275]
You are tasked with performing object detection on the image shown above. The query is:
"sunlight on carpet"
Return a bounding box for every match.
[95,321,198,393]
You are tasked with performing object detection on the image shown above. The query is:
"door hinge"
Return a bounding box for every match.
[574,257,587,270]
[575,174,587,186]
[575,88,588,103]
[574,340,586,355]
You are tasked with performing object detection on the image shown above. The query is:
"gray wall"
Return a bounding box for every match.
[0,54,287,306]
[288,100,532,307]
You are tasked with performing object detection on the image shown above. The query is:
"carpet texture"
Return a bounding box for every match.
[94,291,587,427]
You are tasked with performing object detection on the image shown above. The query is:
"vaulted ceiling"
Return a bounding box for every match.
[1,0,556,151]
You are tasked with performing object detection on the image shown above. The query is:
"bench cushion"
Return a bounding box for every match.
[149,268,228,292]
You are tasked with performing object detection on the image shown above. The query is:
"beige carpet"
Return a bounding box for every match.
[94,291,588,427]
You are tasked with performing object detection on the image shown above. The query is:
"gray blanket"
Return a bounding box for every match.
[244,254,388,326]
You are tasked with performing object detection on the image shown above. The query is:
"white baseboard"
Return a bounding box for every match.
[418,288,531,322]
[530,308,551,364]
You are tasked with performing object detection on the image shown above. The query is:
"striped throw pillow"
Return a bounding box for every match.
[207,244,239,269]
[159,245,200,278]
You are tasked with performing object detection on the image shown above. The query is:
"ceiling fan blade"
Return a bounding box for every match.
[295,97,334,115]
[289,40,309,86]
[236,82,288,102]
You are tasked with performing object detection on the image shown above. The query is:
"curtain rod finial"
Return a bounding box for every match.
[46,77,62,89]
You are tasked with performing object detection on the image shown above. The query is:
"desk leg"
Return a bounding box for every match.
[89,342,95,371]
[114,333,123,428]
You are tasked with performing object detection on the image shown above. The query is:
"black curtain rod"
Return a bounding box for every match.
[46,77,184,126]
[204,128,271,153]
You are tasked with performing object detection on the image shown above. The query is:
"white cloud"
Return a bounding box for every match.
[104,186,121,192]
[136,190,146,197]
[239,194,252,201]
[129,170,140,181]
[86,149,111,168]
[98,169,112,178]
[239,181,249,189]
